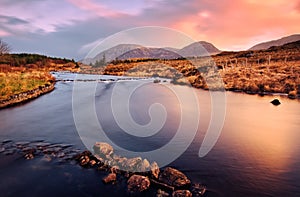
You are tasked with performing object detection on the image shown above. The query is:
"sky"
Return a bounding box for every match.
[0,0,300,60]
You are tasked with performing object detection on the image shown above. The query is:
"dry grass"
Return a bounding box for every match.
[87,46,300,98]
[0,71,55,100]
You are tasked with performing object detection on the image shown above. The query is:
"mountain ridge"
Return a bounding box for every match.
[83,41,221,64]
[249,34,300,50]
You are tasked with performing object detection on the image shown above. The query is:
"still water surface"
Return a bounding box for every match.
[0,73,300,196]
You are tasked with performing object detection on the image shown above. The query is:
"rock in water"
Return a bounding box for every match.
[157,189,170,197]
[159,167,191,189]
[127,175,151,193]
[139,159,150,172]
[125,157,142,171]
[270,99,281,106]
[93,142,114,156]
[102,173,117,184]
[191,183,206,196]
[172,190,192,197]
[80,155,90,166]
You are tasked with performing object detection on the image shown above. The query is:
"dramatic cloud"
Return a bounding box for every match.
[0,0,299,59]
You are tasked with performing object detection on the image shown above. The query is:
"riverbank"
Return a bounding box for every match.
[0,53,80,109]
[82,47,300,99]
[0,82,55,109]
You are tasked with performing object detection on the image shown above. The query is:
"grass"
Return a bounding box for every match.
[0,53,80,102]
[0,71,55,100]
[81,44,300,98]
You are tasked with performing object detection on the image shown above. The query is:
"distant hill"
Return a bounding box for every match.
[117,47,181,60]
[163,47,180,53]
[83,41,220,65]
[267,40,300,51]
[82,44,142,64]
[249,34,300,50]
[178,41,221,57]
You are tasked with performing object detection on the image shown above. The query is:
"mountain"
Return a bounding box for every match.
[83,41,220,64]
[249,34,300,50]
[82,44,142,64]
[266,40,300,51]
[178,41,221,57]
[117,47,181,60]
[163,47,180,53]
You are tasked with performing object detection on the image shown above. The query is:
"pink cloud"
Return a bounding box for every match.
[171,0,300,50]
[67,0,126,18]
[0,30,10,37]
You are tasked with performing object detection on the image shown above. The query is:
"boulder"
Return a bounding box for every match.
[102,173,117,184]
[191,183,206,196]
[126,157,142,171]
[172,190,192,197]
[151,162,160,179]
[127,175,151,193]
[139,159,150,172]
[159,167,191,189]
[270,99,281,106]
[93,142,113,156]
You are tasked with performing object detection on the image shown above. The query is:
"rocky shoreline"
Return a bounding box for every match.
[75,142,206,196]
[0,82,55,109]
[0,140,207,197]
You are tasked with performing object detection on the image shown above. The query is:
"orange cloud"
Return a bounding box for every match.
[171,0,300,50]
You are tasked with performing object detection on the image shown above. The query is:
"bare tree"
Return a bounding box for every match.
[0,39,11,54]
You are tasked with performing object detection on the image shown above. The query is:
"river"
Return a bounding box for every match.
[0,72,300,196]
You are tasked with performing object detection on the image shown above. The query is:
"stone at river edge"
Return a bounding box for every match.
[127,175,151,193]
[270,99,281,106]
[93,142,113,156]
[159,167,191,189]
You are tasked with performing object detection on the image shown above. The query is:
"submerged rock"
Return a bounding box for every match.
[191,183,206,196]
[172,190,192,197]
[74,151,92,167]
[127,175,151,193]
[270,99,281,106]
[157,189,170,197]
[102,173,117,184]
[159,167,191,189]
[80,155,90,166]
[2,139,13,144]
[0,147,5,153]
[24,153,34,160]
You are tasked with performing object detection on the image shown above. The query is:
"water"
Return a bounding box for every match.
[0,73,300,196]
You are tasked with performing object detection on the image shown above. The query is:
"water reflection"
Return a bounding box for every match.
[0,73,300,196]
